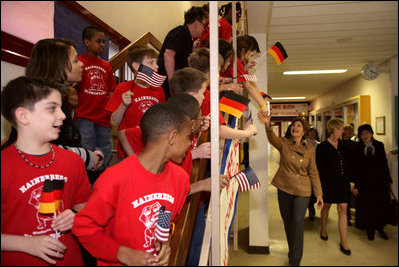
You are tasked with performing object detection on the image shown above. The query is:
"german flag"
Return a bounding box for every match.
[39,180,64,214]
[219,91,250,119]
[268,42,288,65]
[259,91,272,100]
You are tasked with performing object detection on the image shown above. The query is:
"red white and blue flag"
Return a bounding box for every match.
[154,206,172,242]
[232,167,260,192]
[136,64,166,87]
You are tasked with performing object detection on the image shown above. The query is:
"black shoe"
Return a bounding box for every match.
[367,229,375,241]
[320,233,328,241]
[340,243,351,256]
[378,229,388,240]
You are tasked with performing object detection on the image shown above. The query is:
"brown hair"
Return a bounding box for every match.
[285,117,309,139]
[188,48,210,74]
[25,38,76,85]
[126,45,158,73]
[170,67,208,95]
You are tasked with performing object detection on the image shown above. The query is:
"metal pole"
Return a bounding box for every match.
[209,1,220,266]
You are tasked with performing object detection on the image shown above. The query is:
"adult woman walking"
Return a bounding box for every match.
[316,118,351,255]
[257,113,323,266]
[352,124,392,240]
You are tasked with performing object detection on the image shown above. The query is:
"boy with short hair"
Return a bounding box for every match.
[74,26,117,169]
[72,103,193,265]
[1,77,92,265]
[105,45,166,160]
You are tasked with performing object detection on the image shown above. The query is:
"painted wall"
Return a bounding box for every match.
[1,61,25,140]
[311,57,397,151]
[77,1,193,44]
[1,1,54,43]
[1,1,55,141]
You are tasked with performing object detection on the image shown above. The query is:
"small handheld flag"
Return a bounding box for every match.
[232,167,260,192]
[268,42,288,65]
[39,179,64,214]
[39,180,56,214]
[233,74,257,82]
[260,91,272,100]
[219,91,250,119]
[136,64,166,87]
[154,206,172,242]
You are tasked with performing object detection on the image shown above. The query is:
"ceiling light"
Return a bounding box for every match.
[283,69,347,75]
[272,97,306,100]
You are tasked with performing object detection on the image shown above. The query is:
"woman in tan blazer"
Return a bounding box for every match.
[258,113,323,266]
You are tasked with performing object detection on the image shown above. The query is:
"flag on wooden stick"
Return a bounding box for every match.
[232,167,260,192]
[154,206,172,242]
[268,42,288,65]
[136,64,166,87]
[219,91,250,119]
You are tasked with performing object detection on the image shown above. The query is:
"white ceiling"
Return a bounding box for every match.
[247,1,398,101]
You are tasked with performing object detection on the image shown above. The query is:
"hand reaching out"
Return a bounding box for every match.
[191,142,211,159]
[257,112,271,127]
[244,124,258,137]
[219,83,244,94]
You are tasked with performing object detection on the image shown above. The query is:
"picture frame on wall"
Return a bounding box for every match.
[376,116,385,135]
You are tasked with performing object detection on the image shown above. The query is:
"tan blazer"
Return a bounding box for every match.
[266,126,323,198]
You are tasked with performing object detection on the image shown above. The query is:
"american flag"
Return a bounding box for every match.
[136,64,166,87]
[232,167,261,192]
[154,206,172,242]
[241,74,257,82]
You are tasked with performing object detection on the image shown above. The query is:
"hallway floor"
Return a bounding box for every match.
[228,146,398,266]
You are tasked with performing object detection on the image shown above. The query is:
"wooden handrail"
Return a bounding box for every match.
[168,130,210,266]
[108,32,162,73]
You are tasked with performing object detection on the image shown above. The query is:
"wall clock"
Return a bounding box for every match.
[361,63,381,80]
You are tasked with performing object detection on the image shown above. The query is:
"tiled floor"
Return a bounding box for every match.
[228,146,398,266]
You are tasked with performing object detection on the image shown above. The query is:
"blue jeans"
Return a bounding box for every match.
[75,118,112,168]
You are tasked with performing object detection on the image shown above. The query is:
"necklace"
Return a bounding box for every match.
[14,143,55,169]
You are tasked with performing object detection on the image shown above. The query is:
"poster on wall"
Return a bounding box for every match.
[270,103,309,117]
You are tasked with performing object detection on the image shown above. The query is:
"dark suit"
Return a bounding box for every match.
[353,139,392,230]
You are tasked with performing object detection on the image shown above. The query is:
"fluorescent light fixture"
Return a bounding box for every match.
[272,97,306,100]
[283,69,347,75]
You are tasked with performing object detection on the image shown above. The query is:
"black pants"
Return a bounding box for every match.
[277,189,310,266]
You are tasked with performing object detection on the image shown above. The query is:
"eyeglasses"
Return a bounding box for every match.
[199,21,207,28]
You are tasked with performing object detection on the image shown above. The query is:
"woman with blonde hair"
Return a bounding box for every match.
[316,118,351,255]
